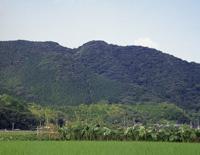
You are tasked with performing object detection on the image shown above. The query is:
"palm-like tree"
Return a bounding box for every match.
[58,123,200,142]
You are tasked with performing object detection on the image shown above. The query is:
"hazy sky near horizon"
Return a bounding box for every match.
[0,0,200,63]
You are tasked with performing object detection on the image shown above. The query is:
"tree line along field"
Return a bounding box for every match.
[1,123,200,142]
[1,94,200,155]
[1,94,197,131]
[1,94,200,142]
[0,141,200,155]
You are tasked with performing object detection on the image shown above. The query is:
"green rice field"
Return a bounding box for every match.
[0,141,200,155]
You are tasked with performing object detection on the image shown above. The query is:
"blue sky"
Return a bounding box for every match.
[0,0,200,62]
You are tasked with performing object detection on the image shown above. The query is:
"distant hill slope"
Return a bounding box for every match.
[0,40,200,110]
[0,94,191,130]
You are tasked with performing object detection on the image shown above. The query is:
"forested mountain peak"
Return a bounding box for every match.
[0,40,200,111]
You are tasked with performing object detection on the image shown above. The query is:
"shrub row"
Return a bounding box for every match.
[59,124,200,142]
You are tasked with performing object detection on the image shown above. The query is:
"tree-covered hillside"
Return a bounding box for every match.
[59,102,191,126]
[0,94,192,130]
[0,40,200,110]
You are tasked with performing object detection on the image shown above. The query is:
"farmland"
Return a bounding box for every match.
[0,141,200,155]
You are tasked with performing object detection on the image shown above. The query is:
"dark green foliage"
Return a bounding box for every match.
[0,124,199,142]
[0,94,39,130]
[60,102,190,126]
[0,94,192,130]
[58,123,200,142]
[0,40,200,110]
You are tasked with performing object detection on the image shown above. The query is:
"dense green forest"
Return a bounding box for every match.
[0,94,199,142]
[0,94,200,142]
[0,40,200,137]
[0,40,200,111]
[0,94,38,129]
[0,94,197,130]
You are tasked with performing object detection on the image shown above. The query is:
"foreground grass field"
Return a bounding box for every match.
[0,141,200,155]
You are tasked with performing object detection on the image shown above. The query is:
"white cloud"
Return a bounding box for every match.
[134,37,159,49]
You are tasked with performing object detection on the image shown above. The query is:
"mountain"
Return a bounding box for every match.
[0,40,200,110]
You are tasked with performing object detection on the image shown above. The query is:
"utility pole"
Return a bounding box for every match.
[56,119,58,127]
[12,123,15,130]
[124,115,126,128]
[190,121,193,128]
[37,126,39,136]
[45,109,49,126]
[123,112,128,128]
[39,120,42,127]
[132,117,135,126]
